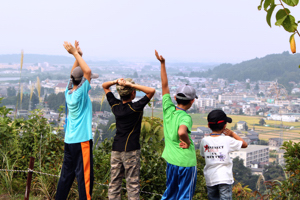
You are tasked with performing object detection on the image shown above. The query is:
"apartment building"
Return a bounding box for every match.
[194,98,216,108]
[230,145,269,167]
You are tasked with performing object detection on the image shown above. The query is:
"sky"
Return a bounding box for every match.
[0,0,299,63]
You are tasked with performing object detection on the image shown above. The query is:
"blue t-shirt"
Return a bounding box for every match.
[64,78,92,144]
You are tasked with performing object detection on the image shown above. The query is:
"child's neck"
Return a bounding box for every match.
[176,104,190,111]
[122,99,133,104]
[210,130,223,137]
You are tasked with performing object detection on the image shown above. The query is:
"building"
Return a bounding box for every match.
[269,138,283,147]
[196,127,211,136]
[237,121,247,130]
[268,138,283,151]
[194,98,216,108]
[246,131,259,144]
[230,145,269,167]
[54,83,68,94]
[218,95,243,102]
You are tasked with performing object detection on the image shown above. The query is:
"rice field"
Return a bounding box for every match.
[144,107,300,142]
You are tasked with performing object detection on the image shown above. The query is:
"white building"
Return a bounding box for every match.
[194,98,216,108]
[230,145,269,167]
[267,114,298,122]
[218,95,243,102]
[54,83,68,94]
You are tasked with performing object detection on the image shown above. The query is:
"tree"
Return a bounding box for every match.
[263,162,285,181]
[254,83,259,90]
[232,157,259,190]
[239,108,244,115]
[246,83,250,89]
[46,92,65,111]
[90,85,102,96]
[133,71,138,78]
[262,141,300,199]
[6,87,16,97]
[258,0,299,55]
[259,118,266,126]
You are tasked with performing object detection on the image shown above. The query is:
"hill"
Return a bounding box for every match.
[190,51,300,92]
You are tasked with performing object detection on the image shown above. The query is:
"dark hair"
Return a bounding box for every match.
[71,75,81,86]
[120,93,132,101]
[209,122,226,132]
[176,93,192,105]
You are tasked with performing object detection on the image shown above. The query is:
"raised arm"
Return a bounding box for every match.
[63,41,91,82]
[178,125,191,149]
[102,79,119,94]
[155,50,170,95]
[121,79,155,100]
[70,40,83,75]
[224,128,248,148]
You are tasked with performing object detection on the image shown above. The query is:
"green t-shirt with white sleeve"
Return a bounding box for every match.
[161,93,197,167]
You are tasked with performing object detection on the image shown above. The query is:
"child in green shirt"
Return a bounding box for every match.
[155,50,198,200]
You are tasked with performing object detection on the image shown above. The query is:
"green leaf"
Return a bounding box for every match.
[275,9,290,26]
[282,0,299,6]
[299,65,300,68]
[144,134,151,143]
[142,121,151,133]
[108,123,116,131]
[258,0,265,10]
[282,15,298,32]
[158,127,164,141]
[264,0,272,11]
[266,4,277,27]
[153,126,161,134]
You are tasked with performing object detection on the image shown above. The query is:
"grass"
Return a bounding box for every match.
[144,107,300,142]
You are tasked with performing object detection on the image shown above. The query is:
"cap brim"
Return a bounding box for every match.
[226,117,232,123]
[91,73,99,79]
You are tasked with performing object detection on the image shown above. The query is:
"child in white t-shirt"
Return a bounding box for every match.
[200,109,248,200]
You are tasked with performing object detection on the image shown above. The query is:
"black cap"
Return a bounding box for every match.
[207,109,232,124]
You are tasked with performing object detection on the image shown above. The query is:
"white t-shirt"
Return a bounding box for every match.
[200,135,242,186]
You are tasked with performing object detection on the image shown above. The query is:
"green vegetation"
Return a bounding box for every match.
[189,52,300,93]
[232,158,259,191]
[1,101,300,199]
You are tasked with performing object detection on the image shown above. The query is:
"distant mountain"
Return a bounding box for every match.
[191,51,300,91]
[0,54,120,65]
[211,51,300,81]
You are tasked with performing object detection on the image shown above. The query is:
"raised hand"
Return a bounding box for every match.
[63,42,78,55]
[75,40,83,56]
[116,78,125,86]
[179,139,190,149]
[223,128,234,137]
[155,50,165,63]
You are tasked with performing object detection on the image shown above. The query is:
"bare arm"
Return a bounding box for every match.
[155,50,170,95]
[70,41,82,75]
[122,80,155,100]
[102,79,118,94]
[64,41,91,82]
[178,125,191,149]
[224,128,248,148]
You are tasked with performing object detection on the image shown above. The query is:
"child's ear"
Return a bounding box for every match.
[174,95,177,101]
[223,124,227,130]
[191,99,195,104]
[208,123,211,128]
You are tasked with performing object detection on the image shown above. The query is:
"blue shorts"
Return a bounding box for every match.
[162,162,197,200]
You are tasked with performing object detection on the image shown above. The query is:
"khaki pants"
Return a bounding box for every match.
[108,150,141,200]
